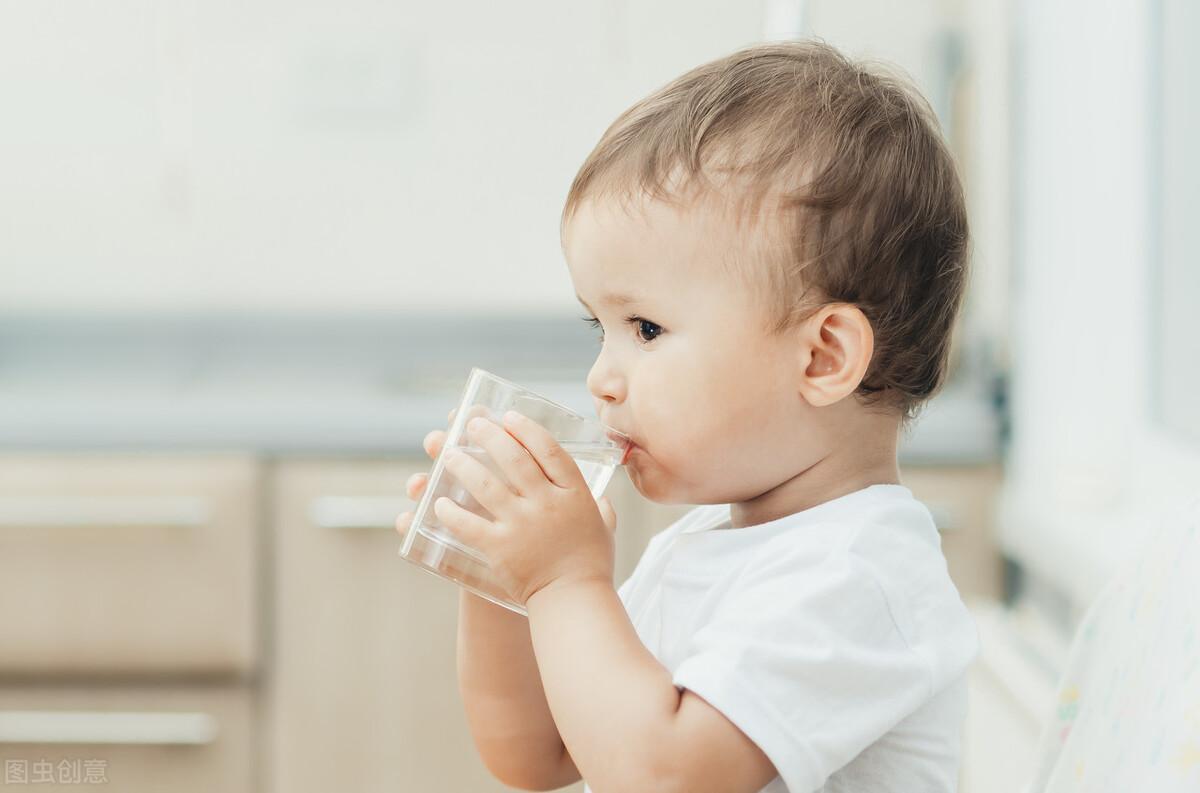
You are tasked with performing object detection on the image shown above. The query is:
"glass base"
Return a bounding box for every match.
[398,524,528,617]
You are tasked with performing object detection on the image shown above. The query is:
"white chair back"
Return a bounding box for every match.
[1025,497,1200,791]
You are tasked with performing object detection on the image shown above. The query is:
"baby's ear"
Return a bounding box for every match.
[795,303,874,408]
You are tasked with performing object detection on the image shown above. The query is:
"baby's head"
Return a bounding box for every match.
[562,40,969,514]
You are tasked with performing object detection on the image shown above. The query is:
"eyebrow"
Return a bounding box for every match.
[575,292,643,311]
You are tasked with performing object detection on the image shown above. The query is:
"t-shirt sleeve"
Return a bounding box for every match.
[669,540,936,792]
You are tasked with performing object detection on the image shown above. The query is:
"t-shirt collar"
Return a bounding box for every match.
[678,483,913,535]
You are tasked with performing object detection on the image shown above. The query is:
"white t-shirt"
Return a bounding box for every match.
[581,483,980,793]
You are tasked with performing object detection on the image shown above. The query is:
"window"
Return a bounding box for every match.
[1153,0,1200,444]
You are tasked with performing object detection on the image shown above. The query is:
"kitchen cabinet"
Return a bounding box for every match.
[0,454,260,791]
[0,450,1000,792]
[0,684,255,792]
[901,463,1005,602]
[0,454,259,677]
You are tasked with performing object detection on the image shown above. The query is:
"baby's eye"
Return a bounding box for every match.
[633,317,663,343]
[578,315,663,346]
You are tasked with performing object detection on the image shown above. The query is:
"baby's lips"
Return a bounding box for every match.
[604,428,634,464]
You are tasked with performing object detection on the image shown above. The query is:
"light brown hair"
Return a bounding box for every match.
[562,40,970,425]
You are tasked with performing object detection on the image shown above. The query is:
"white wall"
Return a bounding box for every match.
[0,0,764,315]
[1000,0,1200,608]
[2,0,997,324]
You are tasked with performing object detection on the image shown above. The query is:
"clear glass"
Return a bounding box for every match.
[397,367,631,616]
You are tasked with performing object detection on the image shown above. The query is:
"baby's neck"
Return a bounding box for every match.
[729,409,902,529]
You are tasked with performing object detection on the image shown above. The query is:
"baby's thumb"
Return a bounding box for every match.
[597,496,618,534]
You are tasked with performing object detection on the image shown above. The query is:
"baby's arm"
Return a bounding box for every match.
[525,579,778,793]
[399,418,576,790]
[403,416,774,790]
[456,589,582,789]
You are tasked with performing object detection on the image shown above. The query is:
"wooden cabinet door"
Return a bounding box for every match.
[0,453,259,677]
[900,463,1005,602]
[266,458,521,793]
[0,684,254,792]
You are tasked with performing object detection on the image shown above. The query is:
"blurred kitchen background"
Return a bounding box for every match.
[0,0,1196,790]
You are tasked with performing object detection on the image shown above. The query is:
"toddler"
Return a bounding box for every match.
[398,39,979,793]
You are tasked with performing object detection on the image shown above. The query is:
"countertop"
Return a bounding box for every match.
[0,311,1004,463]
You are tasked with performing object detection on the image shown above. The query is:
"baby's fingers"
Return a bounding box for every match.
[407,408,462,499]
[405,472,429,501]
[426,402,494,460]
[399,406,469,536]
[423,430,447,461]
[420,405,472,460]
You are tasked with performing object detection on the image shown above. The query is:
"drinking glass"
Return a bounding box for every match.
[398,367,631,616]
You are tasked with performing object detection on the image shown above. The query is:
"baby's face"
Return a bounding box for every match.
[563,194,821,506]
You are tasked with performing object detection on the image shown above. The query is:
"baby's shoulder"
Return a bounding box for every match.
[737,493,941,570]
[736,502,976,654]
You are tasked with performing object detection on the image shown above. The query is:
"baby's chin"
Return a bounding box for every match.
[622,454,726,506]
[622,452,675,503]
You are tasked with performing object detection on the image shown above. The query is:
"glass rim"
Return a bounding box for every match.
[467,366,631,448]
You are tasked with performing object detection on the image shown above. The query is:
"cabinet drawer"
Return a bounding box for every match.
[0,454,259,677]
[0,684,253,792]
